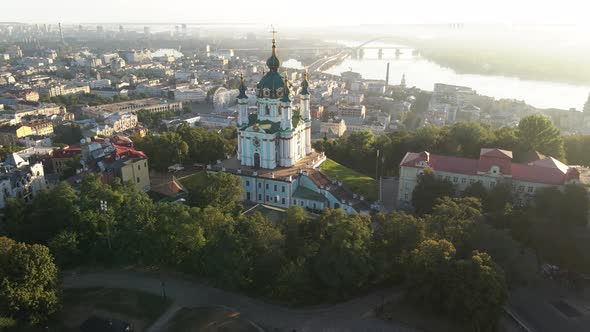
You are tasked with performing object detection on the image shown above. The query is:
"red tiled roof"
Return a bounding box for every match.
[114,145,146,159]
[480,148,513,159]
[401,149,577,185]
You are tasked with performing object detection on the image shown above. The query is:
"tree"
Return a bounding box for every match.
[312,210,373,298]
[53,124,83,145]
[48,230,81,268]
[564,134,590,166]
[517,114,564,160]
[372,212,425,284]
[279,206,308,260]
[447,251,509,332]
[186,172,243,213]
[411,168,455,215]
[0,238,60,326]
[427,197,483,254]
[406,239,456,312]
[447,122,495,158]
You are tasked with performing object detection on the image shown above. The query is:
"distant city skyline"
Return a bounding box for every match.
[2,0,589,26]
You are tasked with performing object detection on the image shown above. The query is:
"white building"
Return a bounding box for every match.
[174,88,207,102]
[397,148,580,209]
[0,153,47,208]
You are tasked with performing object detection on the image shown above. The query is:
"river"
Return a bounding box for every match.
[317,40,590,110]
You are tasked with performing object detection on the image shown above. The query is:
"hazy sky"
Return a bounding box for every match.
[2,0,588,26]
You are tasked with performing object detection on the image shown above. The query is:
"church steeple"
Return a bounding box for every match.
[281,75,291,103]
[300,69,310,95]
[266,31,280,72]
[237,73,248,99]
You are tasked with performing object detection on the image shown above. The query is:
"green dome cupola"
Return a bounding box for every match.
[266,38,281,71]
[257,38,286,99]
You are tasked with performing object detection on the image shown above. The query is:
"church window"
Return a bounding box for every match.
[246,180,250,186]
[266,195,270,201]
[453,177,458,183]
[528,186,534,193]
[265,105,270,115]
[274,185,277,191]
[246,192,251,200]
[293,199,297,205]
[518,185,524,192]
[490,181,496,188]
[282,186,285,192]
[266,183,269,190]
[282,198,285,204]
[274,196,278,203]
[258,194,262,200]
[258,182,262,188]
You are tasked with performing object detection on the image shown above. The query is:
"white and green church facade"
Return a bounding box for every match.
[213,38,371,215]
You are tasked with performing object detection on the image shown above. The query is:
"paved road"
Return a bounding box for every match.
[63,271,416,332]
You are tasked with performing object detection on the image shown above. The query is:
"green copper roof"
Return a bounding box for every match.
[258,71,285,99]
[293,186,328,203]
[246,115,281,134]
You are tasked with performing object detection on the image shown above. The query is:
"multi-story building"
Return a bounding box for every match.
[174,88,207,102]
[52,146,81,175]
[79,139,150,192]
[80,98,182,119]
[0,124,33,144]
[0,153,47,208]
[119,49,152,64]
[25,119,54,136]
[397,148,580,209]
[320,119,347,137]
[44,84,90,98]
[338,105,366,119]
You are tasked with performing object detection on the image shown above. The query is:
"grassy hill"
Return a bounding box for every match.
[320,159,378,202]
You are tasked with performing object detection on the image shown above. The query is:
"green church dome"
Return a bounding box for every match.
[257,39,286,99]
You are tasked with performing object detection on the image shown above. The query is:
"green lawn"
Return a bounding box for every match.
[162,307,258,332]
[179,172,208,190]
[320,159,378,202]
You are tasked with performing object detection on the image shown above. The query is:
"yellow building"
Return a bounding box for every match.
[108,157,151,192]
[26,120,54,136]
[0,124,32,145]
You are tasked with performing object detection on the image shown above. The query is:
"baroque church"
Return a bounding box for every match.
[236,36,312,169]
[213,36,372,215]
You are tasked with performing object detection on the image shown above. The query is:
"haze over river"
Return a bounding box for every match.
[320,40,590,110]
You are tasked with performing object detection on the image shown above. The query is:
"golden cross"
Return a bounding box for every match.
[270,25,278,41]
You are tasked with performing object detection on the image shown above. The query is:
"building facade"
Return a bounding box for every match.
[397,148,580,208]
[0,153,47,209]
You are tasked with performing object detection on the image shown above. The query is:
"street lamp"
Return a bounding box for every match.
[100,200,112,250]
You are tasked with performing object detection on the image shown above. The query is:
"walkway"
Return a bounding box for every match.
[63,271,416,332]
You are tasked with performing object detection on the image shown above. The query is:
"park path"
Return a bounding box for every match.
[63,270,416,332]
[145,304,181,332]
